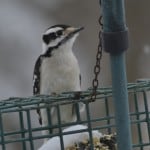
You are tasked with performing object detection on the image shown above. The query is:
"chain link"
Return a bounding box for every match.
[90,0,103,102]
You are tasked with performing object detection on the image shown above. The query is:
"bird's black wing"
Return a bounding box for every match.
[33,55,43,125]
[33,55,42,95]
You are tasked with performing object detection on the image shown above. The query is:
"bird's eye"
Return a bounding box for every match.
[49,32,57,39]
[57,30,63,36]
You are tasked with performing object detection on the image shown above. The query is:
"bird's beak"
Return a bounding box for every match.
[65,27,84,35]
[59,26,84,46]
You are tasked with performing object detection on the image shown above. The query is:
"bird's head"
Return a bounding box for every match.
[42,25,84,55]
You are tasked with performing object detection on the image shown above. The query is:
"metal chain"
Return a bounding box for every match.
[90,0,103,102]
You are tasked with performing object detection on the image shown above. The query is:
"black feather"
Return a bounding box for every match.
[42,34,50,45]
[33,56,42,95]
[33,55,43,125]
[47,24,70,30]
[79,74,81,87]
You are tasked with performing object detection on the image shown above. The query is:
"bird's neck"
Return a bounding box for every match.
[52,45,73,58]
[42,42,74,58]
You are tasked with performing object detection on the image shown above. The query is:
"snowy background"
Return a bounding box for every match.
[0,0,150,149]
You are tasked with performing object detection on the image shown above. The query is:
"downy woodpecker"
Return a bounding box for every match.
[33,25,84,140]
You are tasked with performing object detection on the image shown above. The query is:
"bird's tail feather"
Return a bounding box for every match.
[37,107,42,125]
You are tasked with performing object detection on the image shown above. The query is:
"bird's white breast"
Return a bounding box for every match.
[40,49,80,94]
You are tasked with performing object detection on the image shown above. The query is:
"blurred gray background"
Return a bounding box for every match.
[0,0,150,149]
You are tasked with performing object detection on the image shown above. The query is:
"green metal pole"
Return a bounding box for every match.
[101,0,132,150]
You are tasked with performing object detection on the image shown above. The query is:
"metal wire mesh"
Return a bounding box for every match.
[0,79,150,150]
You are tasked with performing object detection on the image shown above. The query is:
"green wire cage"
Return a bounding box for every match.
[0,80,150,150]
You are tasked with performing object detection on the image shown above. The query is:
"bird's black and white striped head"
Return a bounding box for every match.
[42,25,84,54]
